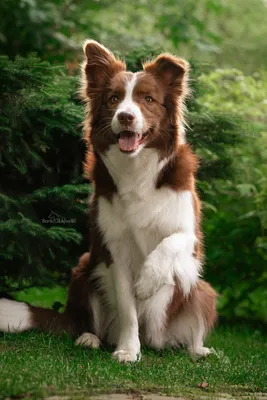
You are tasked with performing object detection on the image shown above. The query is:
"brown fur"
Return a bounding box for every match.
[81,47,190,178]
[31,253,94,336]
[168,280,217,329]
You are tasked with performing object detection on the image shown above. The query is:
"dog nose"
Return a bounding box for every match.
[118,112,134,124]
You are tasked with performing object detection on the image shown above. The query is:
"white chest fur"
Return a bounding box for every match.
[98,146,195,262]
[94,146,200,353]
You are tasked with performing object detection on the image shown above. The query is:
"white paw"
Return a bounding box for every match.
[112,349,140,363]
[135,269,161,300]
[75,332,101,348]
[135,253,174,300]
[190,346,211,357]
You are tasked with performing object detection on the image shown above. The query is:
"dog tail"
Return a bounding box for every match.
[0,298,73,335]
[0,253,92,336]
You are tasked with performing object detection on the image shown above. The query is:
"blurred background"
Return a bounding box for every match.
[0,0,266,324]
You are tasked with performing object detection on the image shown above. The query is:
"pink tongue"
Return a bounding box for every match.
[118,135,140,152]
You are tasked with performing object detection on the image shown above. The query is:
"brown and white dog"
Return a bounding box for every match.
[0,40,217,363]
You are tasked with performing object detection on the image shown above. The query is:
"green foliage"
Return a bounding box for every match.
[0,0,112,61]
[154,0,222,50]
[2,0,267,73]
[0,55,88,293]
[196,68,267,322]
[204,173,267,322]
[210,0,267,73]
[199,69,267,122]
[150,0,267,73]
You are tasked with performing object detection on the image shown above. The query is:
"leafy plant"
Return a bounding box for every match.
[0,55,88,293]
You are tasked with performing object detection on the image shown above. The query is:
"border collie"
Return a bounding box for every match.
[0,40,217,363]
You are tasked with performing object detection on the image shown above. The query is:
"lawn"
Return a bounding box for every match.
[0,289,266,399]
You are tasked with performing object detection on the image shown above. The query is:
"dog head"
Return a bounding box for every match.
[81,40,189,157]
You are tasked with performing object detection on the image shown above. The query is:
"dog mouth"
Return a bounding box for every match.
[115,128,153,153]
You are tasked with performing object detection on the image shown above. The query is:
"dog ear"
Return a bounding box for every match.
[143,54,189,94]
[81,40,126,99]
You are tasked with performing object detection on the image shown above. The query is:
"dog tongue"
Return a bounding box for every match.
[118,134,140,152]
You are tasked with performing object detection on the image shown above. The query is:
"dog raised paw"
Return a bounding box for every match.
[135,252,174,300]
[134,267,162,300]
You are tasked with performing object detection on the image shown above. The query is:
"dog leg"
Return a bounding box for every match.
[111,260,140,363]
[98,197,141,362]
[167,280,217,357]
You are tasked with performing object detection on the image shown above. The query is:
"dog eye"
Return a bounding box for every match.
[110,95,119,103]
[145,96,153,103]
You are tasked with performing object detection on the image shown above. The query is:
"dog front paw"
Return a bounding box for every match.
[135,251,174,300]
[135,265,162,300]
[112,349,141,363]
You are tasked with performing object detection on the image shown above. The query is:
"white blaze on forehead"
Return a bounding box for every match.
[122,73,138,108]
[111,73,144,135]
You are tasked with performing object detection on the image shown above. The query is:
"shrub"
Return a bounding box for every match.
[0,55,88,294]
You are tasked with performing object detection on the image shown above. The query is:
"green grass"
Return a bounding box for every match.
[0,327,266,399]
[0,288,266,399]
[14,286,67,309]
